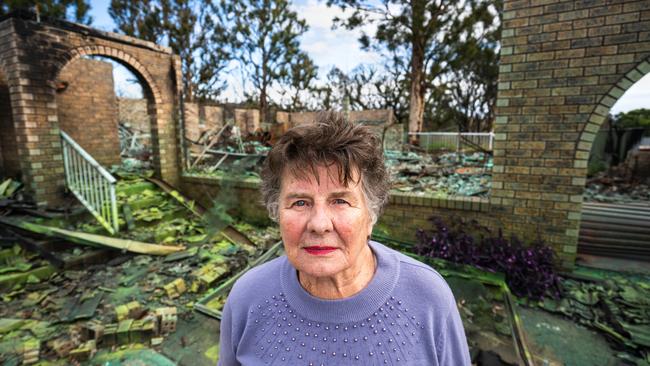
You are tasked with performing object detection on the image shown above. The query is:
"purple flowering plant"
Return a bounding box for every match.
[415,216,560,300]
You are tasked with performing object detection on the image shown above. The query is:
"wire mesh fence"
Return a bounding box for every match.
[408,132,495,152]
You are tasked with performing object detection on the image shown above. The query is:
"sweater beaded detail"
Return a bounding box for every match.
[250,293,423,364]
[218,241,471,366]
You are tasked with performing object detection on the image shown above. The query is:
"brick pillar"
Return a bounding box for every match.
[9,77,66,206]
[156,101,180,187]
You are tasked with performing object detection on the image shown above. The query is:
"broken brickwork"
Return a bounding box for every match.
[234,108,260,135]
[183,102,224,143]
[0,11,182,206]
[281,109,395,129]
[57,58,121,167]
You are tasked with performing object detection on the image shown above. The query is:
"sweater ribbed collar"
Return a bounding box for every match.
[280,241,400,324]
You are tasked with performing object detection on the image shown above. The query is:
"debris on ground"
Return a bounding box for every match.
[584,168,650,204]
[186,139,650,204]
[377,232,649,366]
[187,150,494,198]
[385,151,492,197]
[118,122,152,164]
[449,275,522,366]
[186,123,270,173]
[531,267,650,364]
[0,171,280,364]
[0,179,22,201]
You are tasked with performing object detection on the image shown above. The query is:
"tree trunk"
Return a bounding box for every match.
[260,57,268,125]
[259,84,267,127]
[408,45,425,144]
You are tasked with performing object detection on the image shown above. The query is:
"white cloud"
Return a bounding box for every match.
[292,0,382,74]
[89,0,386,102]
[611,74,650,115]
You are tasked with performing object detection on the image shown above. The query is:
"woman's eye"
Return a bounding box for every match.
[293,200,307,207]
[334,199,348,205]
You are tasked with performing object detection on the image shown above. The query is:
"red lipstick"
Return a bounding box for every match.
[304,246,337,255]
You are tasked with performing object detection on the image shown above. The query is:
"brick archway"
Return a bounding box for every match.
[575,58,650,163]
[490,0,650,268]
[0,12,182,206]
[54,46,167,173]
[58,46,164,107]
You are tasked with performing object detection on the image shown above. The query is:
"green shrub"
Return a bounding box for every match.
[587,159,607,177]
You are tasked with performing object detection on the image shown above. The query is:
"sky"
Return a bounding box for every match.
[87,0,648,114]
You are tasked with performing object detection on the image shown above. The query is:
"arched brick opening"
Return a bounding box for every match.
[575,58,650,163]
[0,12,181,206]
[491,0,650,268]
[53,46,165,175]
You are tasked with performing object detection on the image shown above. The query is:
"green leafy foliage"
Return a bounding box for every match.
[109,0,232,101]
[613,108,650,129]
[213,0,310,122]
[587,159,608,177]
[0,0,92,24]
[327,0,501,134]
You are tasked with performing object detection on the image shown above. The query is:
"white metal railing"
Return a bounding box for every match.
[409,132,495,152]
[61,131,119,234]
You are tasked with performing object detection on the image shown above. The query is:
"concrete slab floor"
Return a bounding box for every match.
[519,306,620,366]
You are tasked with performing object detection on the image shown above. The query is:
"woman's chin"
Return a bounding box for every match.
[294,256,346,280]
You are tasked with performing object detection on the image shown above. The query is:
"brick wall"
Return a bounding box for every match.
[234,108,260,135]
[494,0,650,266]
[0,13,181,206]
[180,176,272,226]
[179,175,493,243]
[57,58,121,167]
[184,102,224,142]
[280,109,395,129]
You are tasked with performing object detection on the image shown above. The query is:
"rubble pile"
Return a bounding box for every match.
[386,151,492,197]
[118,122,152,164]
[584,170,650,204]
[536,269,650,364]
[186,142,650,204]
[0,172,280,364]
[187,123,271,175]
[188,149,494,198]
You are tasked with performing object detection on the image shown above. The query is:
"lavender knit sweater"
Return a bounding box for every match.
[218,241,470,366]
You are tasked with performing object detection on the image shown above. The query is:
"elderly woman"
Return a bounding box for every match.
[218,113,470,365]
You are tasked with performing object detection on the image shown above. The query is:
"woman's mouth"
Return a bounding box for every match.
[303,246,337,255]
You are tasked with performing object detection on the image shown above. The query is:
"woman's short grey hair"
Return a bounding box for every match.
[260,111,390,225]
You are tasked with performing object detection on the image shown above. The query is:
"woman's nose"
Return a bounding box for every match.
[306,204,333,234]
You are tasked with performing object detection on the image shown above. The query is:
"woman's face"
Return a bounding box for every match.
[278,164,373,280]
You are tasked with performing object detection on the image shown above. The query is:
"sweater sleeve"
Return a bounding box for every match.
[217,297,240,366]
[436,297,471,366]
